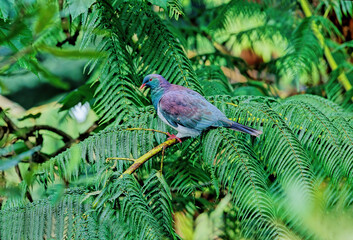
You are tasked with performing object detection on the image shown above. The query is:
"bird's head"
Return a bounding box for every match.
[140,74,169,90]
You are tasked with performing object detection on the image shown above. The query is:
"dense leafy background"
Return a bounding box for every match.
[1,0,353,239]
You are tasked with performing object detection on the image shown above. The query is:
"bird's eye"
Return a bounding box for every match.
[149,78,152,82]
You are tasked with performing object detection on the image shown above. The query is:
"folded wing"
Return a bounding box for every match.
[158,89,225,131]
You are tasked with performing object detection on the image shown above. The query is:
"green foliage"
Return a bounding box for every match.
[207,0,326,86]
[1,0,353,239]
[0,0,100,93]
[0,190,98,239]
[82,0,201,125]
[96,172,176,239]
[27,95,353,239]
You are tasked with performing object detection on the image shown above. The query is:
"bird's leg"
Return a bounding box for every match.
[166,132,182,143]
[159,145,166,174]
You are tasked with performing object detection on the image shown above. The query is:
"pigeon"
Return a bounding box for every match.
[140,74,262,143]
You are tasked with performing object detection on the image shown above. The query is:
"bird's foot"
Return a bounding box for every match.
[166,132,182,143]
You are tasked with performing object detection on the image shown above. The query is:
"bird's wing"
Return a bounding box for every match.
[158,89,223,131]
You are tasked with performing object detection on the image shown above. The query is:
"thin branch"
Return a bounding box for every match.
[1,106,97,158]
[56,28,81,48]
[15,165,33,202]
[28,125,74,142]
[1,107,33,148]
[0,107,19,132]
[123,127,169,135]
[50,123,98,157]
[1,108,74,148]
[0,107,74,141]
[77,123,98,141]
[106,157,135,162]
[120,138,178,177]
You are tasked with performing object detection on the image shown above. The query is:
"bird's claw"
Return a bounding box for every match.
[166,132,182,143]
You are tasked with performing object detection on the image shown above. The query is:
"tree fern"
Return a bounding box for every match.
[202,0,331,88]
[2,1,353,239]
[82,0,201,125]
[3,98,353,240]
[212,96,314,193]
[196,65,233,96]
[34,95,352,239]
[92,170,176,239]
[278,99,343,181]
[0,190,97,239]
[203,129,281,238]
[167,162,211,196]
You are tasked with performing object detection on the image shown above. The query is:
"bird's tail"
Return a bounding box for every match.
[222,120,262,137]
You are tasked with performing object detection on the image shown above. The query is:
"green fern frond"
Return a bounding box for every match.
[208,0,288,62]
[286,94,345,115]
[321,0,353,25]
[143,170,176,238]
[118,174,171,239]
[38,126,160,183]
[82,0,201,124]
[0,191,97,240]
[196,65,233,96]
[275,17,322,83]
[208,1,324,85]
[208,0,264,31]
[96,209,132,240]
[165,149,211,196]
[203,129,289,239]
[330,114,353,183]
[210,95,314,194]
[278,99,343,181]
[94,172,176,239]
[314,16,344,40]
[168,0,184,20]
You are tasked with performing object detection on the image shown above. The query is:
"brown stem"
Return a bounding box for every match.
[0,107,33,148]
[15,165,33,202]
[77,123,98,141]
[50,122,98,157]
[0,107,18,132]
[56,28,81,48]
[0,171,4,208]
[28,125,74,142]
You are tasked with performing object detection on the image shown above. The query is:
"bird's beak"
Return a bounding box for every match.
[140,83,146,90]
